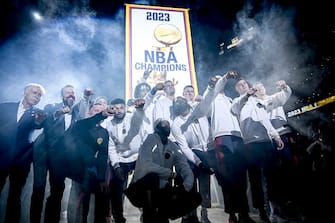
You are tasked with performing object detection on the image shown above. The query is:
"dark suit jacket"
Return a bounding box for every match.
[0,102,44,169]
[43,102,78,149]
[48,112,109,187]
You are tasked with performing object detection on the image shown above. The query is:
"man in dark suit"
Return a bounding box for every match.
[0,83,46,223]
[48,103,111,223]
[30,84,78,223]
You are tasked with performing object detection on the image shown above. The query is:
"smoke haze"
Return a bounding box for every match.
[0,3,125,108]
[0,0,332,129]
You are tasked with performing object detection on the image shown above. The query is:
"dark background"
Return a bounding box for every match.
[0,2,334,222]
[0,0,334,134]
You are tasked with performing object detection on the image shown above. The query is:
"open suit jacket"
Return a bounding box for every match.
[38,103,80,223]
[48,112,109,188]
[0,102,44,170]
[43,102,78,150]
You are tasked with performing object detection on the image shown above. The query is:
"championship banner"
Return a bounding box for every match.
[125,4,198,100]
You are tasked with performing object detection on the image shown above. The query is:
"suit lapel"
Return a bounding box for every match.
[18,107,33,124]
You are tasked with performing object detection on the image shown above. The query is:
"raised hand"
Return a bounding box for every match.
[107,105,116,115]
[134,98,145,109]
[34,110,47,125]
[155,82,164,91]
[143,68,152,80]
[276,80,288,90]
[208,76,221,88]
[225,70,238,79]
[247,87,257,96]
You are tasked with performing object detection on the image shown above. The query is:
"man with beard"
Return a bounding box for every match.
[30,84,78,223]
[0,83,46,223]
[104,98,146,223]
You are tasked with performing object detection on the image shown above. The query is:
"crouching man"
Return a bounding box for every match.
[125,119,201,223]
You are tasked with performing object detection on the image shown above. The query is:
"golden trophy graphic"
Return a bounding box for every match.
[145,24,182,86]
[154,24,182,46]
